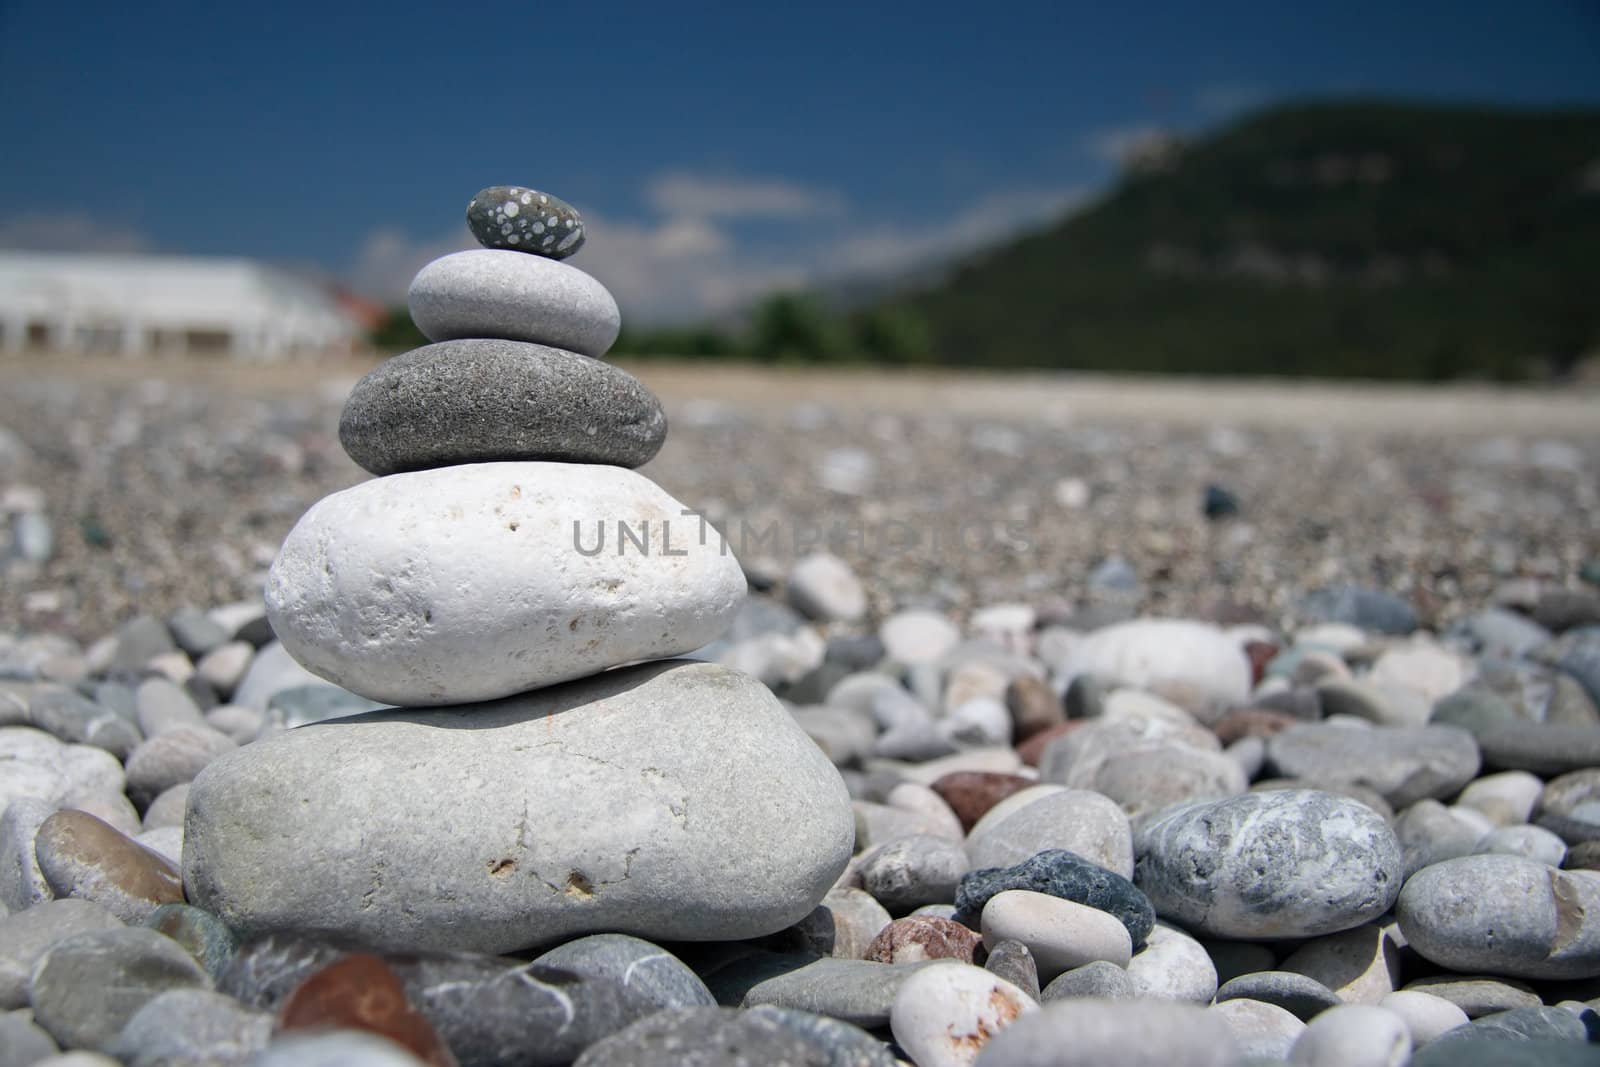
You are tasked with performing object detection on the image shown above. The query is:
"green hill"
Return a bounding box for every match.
[880,100,1600,379]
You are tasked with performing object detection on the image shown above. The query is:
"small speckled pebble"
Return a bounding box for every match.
[467,185,585,258]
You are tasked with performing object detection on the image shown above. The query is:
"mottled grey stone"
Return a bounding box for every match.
[467,185,585,259]
[1127,921,1218,1003]
[111,617,177,673]
[1265,723,1480,807]
[858,834,968,913]
[1431,686,1520,735]
[1299,586,1418,635]
[1215,971,1343,1022]
[409,250,618,356]
[26,687,140,759]
[963,788,1135,879]
[1396,854,1600,980]
[1474,824,1567,866]
[167,610,230,659]
[1134,790,1402,939]
[1042,959,1134,1001]
[574,1006,830,1067]
[102,989,271,1067]
[123,726,236,807]
[1402,975,1542,1018]
[746,1006,900,1067]
[27,927,209,1050]
[214,932,348,1012]
[1477,723,1600,776]
[534,933,713,1013]
[185,661,852,954]
[972,997,1240,1066]
[706,954,936,1029]
[0,797,55,912]
[1395,799,1485,878]
[145,904,239,981]
[1411,1039,1600,1067]
[339,340,666,476]
[1427,1005,1597,1046]
[134,679,204,737]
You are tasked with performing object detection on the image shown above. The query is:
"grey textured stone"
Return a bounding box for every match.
[1402,975,1543,1018]
[255,1032,429,1066]
[26,687,140,759]
[167,610,230,659]
[27,927,209,1050]
[574,1006,830,1067]
[956,849,1155,950]
[972,997,1240,1066]
[110,617,177,673]
[1265,723,1480,807]
[467,185,585,258]
[0,899,125,1009]
[746,1006,900,1067]
[123,725,236,807]
[1396,854,1600,980]
[145,904,239,981]
[858,835,968,913]
[788,888,891,960]
[1477,723,1600,776]
[1431,1005,1598,1045]
[1299,586,1418,635]
[1394,799,1484,879]
[339,339,666,476]
[1127,921,1218,1003]
[1287,1003,1411,1067]
[1134,789,1402,939]
[707,954,936,1029]
[134,679,205,737]
[964,788,1134,878]
[0,797,55,912]
[534,933,713,1013]
[102,989,271,1067]
[184,661,853,953]
[409,249,619,356]
[984,938,1041,1002]
[1411,1039,1600,1067]
[1216,971,1342,1022]
[1041,959,1134,1000]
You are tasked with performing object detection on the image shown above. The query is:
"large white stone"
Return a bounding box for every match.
[266,463,746,706]
[184,660,853,953]
[408,250,620,357]
[1057,619,1252,711]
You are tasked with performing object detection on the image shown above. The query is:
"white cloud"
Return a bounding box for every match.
[346,224,475,304]
[0,211,155,254]
[344,173,1085,324]
[645,172,845,220]
[1085,123,1174,166]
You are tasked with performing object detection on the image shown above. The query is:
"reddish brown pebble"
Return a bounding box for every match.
[864,915,984,965]
[1244,640,1279,685]
[1017,719,1085,767]
[932,771,1037,831]
[1005,675,1065,741]
[277,953,457,1067]
[1212,708,1301,745]
[34,809,183,922]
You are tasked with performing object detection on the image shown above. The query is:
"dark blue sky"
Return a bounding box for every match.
[3,0,1598,320]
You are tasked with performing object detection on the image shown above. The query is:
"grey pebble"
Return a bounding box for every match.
[984,938,1041,1002]
[1266,723,1480,807]
[26,687,140,759]
[124,726,236,807]
[102,988,271,1067]
[1215,971,1344,1023]
[0,1010,59,1065]
[134,679,204,736]
[858,834,969,913]
[1478,723,1600,776]
[1427,1005,1598,1046]
[707,954,936,1030]
[466,185,585,259]
[1041,959,1135,1001]
[972,996,1241,1066]
[534,933,713,1012]
[110,617,177,673]
[745,1006,901,1067]
[255,1032,428,1067]
[0,797,55,912]
[1402,974,1543,1018]
[340,340,666,476]
[167,610,229,659]
[28,927,209,1050]
[409,250,618,356]
[573,1005,829,1067]
[0,899,122,1009]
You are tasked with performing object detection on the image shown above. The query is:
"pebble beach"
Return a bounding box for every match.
[4,198,1600,1065]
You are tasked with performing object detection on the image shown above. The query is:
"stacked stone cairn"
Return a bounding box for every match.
[180,186,853,955]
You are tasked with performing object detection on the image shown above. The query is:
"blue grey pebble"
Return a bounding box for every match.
[1429,1005,1599,1046]
[1214,970,1342,1022]
[1299,585,1418,634]
[534,933,713,1012]
[747,1006,901,1067]
[145,903,239,980]
[1412,1039,1600,1067]
[573,1006,831,1066]
[954,849,1155,949]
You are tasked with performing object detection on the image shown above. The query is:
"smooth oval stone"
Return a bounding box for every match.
[1266,723,1481,807]
[467,185,585,258]
[1299,585,1418,635]
[1430,1005,1598,1046]
[1288,1003,1411,1067]
[264,463,746,706]
[34,809,183,923]
[1211,998,1306,1060]
[409,250,618,356]
[790,887,891,960]
[955,849,1153,949]
[1456,770,1545,827]
[340,340,667,476]
[879,610,961,666]
[710,955,932,1029]
[0,796,56,912]
[257,1031,432,1067]
[1401,975,1542,1018]
[963,789,1135,879]
[1127,922,1217,1003]
[864,915,982,964]
[1041,959,1134,1001]
[1216,971,1343,1023]
[26,686,141,758]
[981,890,1133,981]
[573,1005,830,1067]
[1475,824,1568,866]
[1134,790,1402,939]
[28,927,210,1050]
[0,1011,58,1063]
[1412,1039,1600,1067]
[123,725,236,807]
[972,997,1240,1066]
[1478,723,1600,776]
[277,954,452,1067]
[1280,924,1402,1005]
[534,933,713,1012]
[184,661,852,953]
[1378,990,1469,1046]
[745,1006,900,1067]
[104,988,273,1067]
[890,963,1037,1067]
[1396,854,1600,979]
[0,898,123,1009]
[858,834,968,913]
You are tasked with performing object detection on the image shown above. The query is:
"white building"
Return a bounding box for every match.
[0,251,371,359]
